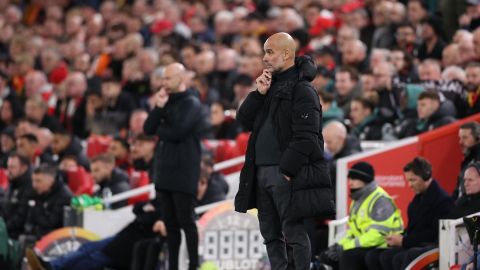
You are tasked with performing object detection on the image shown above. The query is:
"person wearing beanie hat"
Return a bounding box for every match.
[348,161,375,184]
[318,161,403,270]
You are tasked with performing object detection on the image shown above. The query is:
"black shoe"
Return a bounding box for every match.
[25,248,52,270]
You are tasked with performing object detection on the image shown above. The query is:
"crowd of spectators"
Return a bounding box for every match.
[0,0,480,268]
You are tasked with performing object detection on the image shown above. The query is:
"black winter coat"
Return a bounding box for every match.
[22,178,72,240]
[402,180,454,248]
[235,56,335,219]
[144,89,203,197]
[0,170,33,239]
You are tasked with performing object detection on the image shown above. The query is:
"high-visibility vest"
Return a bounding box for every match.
[339,186,404,250]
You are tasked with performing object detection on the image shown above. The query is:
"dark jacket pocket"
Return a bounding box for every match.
[290,187,335,219]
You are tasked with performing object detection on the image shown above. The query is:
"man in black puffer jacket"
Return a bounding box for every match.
[19,164,72,242]
[235,32,335,270]
[144,62,204,270]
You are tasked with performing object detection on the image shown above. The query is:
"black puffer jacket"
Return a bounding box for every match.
[235,56,335,218]
[22,177,72,240]
[144,89,203,197]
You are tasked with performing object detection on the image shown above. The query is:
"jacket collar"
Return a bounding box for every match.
[352,113,377,136]
[465,192,480,202]
[272,65,297,83]
[10,170,31,190]
[351,181,377,201]
[415,179,439,202]
[168,88,193,102]
[35,177,63,200]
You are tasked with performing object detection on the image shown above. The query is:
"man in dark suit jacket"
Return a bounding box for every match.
[365,157,454,270]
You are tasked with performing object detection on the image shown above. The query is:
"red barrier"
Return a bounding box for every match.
[418,113,480,194]
[337,113,480,222]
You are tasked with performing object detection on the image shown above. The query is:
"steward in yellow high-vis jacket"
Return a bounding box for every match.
[338,161,403,270]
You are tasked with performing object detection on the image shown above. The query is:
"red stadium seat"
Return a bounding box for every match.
[214,140,235,163]
[65,167,94,196]
[127,170,151,205]
[215,140,244,174]
[0,169,8,191]
[235,132,250,156]
[86,135,112,159]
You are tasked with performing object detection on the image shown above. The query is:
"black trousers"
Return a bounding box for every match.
[339,248,373,270]
[365,246,436,270]
[159,191,198,270]
[256,165,311,270]
[131,237,165,270]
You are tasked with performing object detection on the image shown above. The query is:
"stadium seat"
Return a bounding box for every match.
[0,169,8,191]
[65,167,94,196]
[86,135,112,159]
[127,170,151,205]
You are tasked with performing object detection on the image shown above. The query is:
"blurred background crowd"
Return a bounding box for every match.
[1,0,480,268]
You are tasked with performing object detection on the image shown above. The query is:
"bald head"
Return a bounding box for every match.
[342,39,367,65]
[266,32,297,53]
[25,71,48,98]
[195,50,216,75]
[442,44,461,67]
[163,63,187,93]
[66,72,87,97]
[217,48,238,71]
[165,63,185,74]
[263,32,296,73]
[323,121,347,155]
